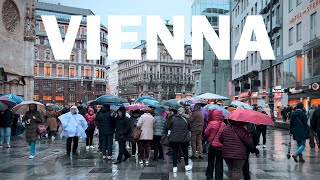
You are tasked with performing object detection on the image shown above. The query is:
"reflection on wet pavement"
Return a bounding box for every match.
[0,127,320,180]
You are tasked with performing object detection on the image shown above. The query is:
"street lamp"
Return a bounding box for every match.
[212,58,218,94]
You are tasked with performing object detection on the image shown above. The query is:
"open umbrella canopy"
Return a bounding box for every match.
[204,104,230,116]
[0,101,8,111]
[0,94,24,104]
[91,95,128,105]
[141,99,160,107]
[125,104,146,112]
[225,109,274,125]
[161,99,181,107]
[12,101,46,116]
[0,97,17,108]
[46,103,63,111]
[135,96,156,103]
[196,93,230,100]
[230,100,253,110]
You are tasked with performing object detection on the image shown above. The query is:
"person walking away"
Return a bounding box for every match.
[128,110,141,157]
[77,102,87,116]
[84,108,96,150]
[0,107,14,148]
[219,120,254,180]
[256,106,268,148]
[23,104,44,159]
[204,110,226,180]
[59,106,88,157]
[11,114,19,136]
[189,103,204,158]
[168,107,192,173]
[308,104,319,148]
[137,108,155,165]
[46,106,58,141]
[152,108,166,161]
[114,107,131,164]
[290,102,309,163]
[282,107,288,122]
[95,104,114,160]
[311,105,320,149]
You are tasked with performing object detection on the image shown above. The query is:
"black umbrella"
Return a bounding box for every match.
[91,95,128,105]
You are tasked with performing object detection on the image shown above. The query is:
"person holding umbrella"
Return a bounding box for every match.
[23,104,44,159]
[0,106,14,148]
[59,106,88,157]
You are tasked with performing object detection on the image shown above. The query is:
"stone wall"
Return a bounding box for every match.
[0,0,35,100]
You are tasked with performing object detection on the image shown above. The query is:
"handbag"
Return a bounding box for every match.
[204,123,223,154]
[37,124,47,135]
[161,134,170,146]
[132,126,142,142]
[296,117,311,139]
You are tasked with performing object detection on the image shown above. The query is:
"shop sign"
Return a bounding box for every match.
[289,0,320,25]
[272,88,285,93]
[289,87,303,94]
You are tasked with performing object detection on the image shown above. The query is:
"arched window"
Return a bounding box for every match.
[34,49,39,59]
[99,69,103,78]
[45,64,50,75]
[70,66,75,77]
[96,69,99,78]
[57,65,63,76]
[85,67,90,77]
[34,64,38,75]
[45,49,51,60]
[70,52,75,61]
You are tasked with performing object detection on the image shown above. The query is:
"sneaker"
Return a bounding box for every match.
[6,144,10,148]
[103,156,106,159]
[107,156,112,160]
[263,145,266,148]
[185,165,192,171]
[145,160,149,165]
[173,167,178,173]
[51,136,55,141]
[86,146,90,151]
[139,160,144,164]
[29,155,35,159]
[90,146,95,149]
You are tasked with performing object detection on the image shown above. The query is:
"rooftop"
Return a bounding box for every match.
[35,1,94,16]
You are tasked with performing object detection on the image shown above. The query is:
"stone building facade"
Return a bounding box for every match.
[0,0,36,100]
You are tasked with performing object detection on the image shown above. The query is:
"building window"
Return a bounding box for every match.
[34,64,38,75]
[55,92,64,101]
[43,92,52,101]
[311,13,317,39]
[296,22,301,42]
[289,0,294,12]
[251,54,254,65]
[57,65,63,76]
[289,28,294,46]
[45,49,51,60]
[34,81,39,90]
[70,52,75,61]
[283,56,297,83]
[34,93,39,101]
[34,49,39,59]
[96,84,103,91]
[68,82,76,91]
[45,64,51,75]
[70,66,75,77]
[304,46,320,79]
[44,38,49,45]
[36,23,40,31]
[85,67,90,77]
[296,0,302,6]
[56,82,64,91]
[43,81,52,90]
[96,69,99,78]
[59,25,65,34]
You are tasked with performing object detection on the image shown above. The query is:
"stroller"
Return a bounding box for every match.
[287,134,292,159]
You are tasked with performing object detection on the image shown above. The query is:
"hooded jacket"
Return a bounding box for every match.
[204,110,226,148]
[153,108,167,136]
[115,107,131,141]
[84,108,96,130]
[46,106,58,131]
[290,108,308,141]
[23,105,44,142]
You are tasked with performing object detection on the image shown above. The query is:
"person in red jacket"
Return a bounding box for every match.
[219,120,254,180]
[84,108,96,150]
[204,110,226,180]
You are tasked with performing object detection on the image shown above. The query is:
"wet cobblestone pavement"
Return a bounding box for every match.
[0,127,320,180]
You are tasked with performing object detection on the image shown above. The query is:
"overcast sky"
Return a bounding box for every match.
[46,0,194,48]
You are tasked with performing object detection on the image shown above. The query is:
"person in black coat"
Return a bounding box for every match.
[290,102,308,163]
[0,108,14,148]
[311,106,320,148]
[114,107,131,164]
[95,104,114,160]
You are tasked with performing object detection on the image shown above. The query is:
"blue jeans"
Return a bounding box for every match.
[30,142,36,156]
[0,127,11,144]
[296,139,306,156]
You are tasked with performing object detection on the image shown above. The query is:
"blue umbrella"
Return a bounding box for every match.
[204,104,230,116]
[141,99,160,107]
[0,101,8,111]
[230,100,253,110]
[0,94,24,104]
[135,96,156,103]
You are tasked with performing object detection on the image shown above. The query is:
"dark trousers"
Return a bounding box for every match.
[66,137,79,155]
[171,142,189,167]
[153,135,163,159]
[131,142,138,155]
[256,127,266,145]
[101,134,113,156]
[117,141,130,161]
[139,140,151,160]
[225,159,245,180]
[205,148,223,180]
[242,152,251,180]
[86,128,94,146]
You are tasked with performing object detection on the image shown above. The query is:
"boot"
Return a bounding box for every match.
[299,155,305,163]
[292,154,298,163]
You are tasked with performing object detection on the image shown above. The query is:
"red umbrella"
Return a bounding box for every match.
[224,109,274,126]
[125,104,146,112]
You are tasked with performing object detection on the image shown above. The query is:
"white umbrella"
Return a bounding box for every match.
[12,101,46,116]
[197,93,230,100]
[230,100,253,110]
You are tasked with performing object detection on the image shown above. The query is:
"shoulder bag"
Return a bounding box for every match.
[204,123,223,154]
[296,116,311,139]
